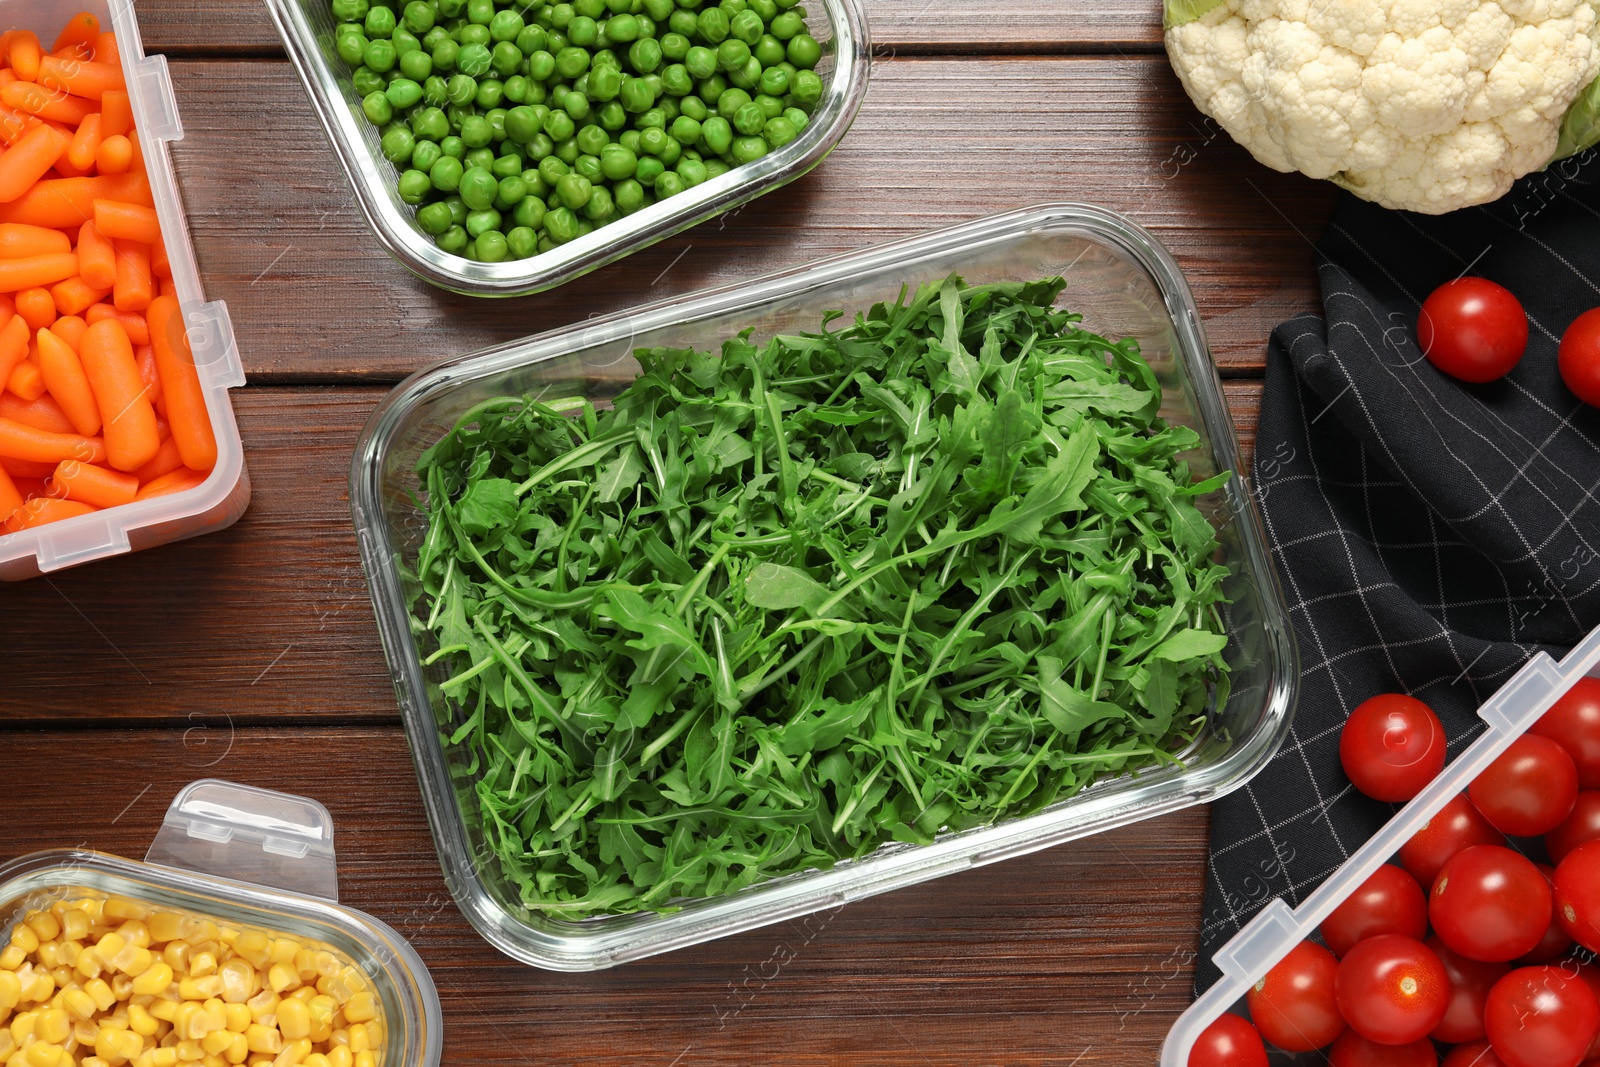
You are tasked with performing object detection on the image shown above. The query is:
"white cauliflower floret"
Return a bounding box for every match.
[1166,0,1600,213]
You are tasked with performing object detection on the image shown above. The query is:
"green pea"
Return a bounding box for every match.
[636,107,666,129]
[545,28,568,51]
[542,108,576,141]
[727,101,761,136]
[574,0,604,17]
[440,133,465,158]
[695,75,724,105]
[382,77,421,110]
[512,194,547,226]
[555,172,592,208]
[662,115,697,145]
[392,26,422,57]
[583,66,619,101]
[549,3,574,29]
[782,105,807,132]
[414,200,452,234]
[759,114,795,148]
[353,67,386,95]
[603,13,637,41]
[362,38,395,72]
[713,37,747,73]
[715,86,749,119]
[400,0,432,33]
[538,155,569,183]
[696,7,729,43]
[619,77,655,113]
[525,129,554,157]
[336,30,367,65]
[364,5,396,37]
[397,48,432,80]
[436,0,463,16]
[628,37,662,74]
[500,104,538,144]
[791,68,821,105]
[564,124,601,156]
[667,9,697,37]
[420,73,447,104]
[545,206,580,243]
[768,8,800,36]
[582,185,614,220]
[654,171,683,198]
[592,100,623,129]
[568,14,597,44]
[658,136,681,165]
[699,115,732,155]
[704,158,730,178]
[722,0,749,14]
[488,42,518,76]
[466,207,502,236]
[382,125,416,163]
[361,90,394,125]
[442,73,472,104]
[656,32,688,62]
[483,9,519,42]
[429,154,465,191]
[787,33,820,68]
[753,33,785,67]
[514,24,547,54]
[676,157,707,186]
[752,93,781,118]
[457,42,491,76]
[456,22,490,46]
[443,194,470,225]
[630,125,663,156]
[492,151,524,177]
[395,168,430,203]
[730,9,762,45]
[500,74,528,102]
[618,129,642,153]
[610,178,643,211]
[455,114,489,148]
[527,49,556,80]
[437,223,469,252]
[501,225,535,258]
[468,78,498,108]
[458,166,499,209]
[749,0,777,20]
[431,37,458,69]
[678,94,707,120]
[464,145,496,169]
[493,175,529,208]
[634,155,664,185]
[469,229,505,260]
[549,45,586,80]
[572,154,601,182]
[467,0,492,24]
[421,24,450,49]
[332,0,368,21]
[728,55,760,90]
[643,0,673,18]
[596,144,635,179]
[730,134,766,163]
[407,136,441,171]
[486,107,509,140]
[681,45,715,80]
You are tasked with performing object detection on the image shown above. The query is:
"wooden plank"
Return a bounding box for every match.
[138,1,1162,57]
[1,725,1210,1066]
[1,380,1265,726]
[166,56,1332,382]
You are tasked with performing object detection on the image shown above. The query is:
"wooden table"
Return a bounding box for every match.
[4,4,1338,1063]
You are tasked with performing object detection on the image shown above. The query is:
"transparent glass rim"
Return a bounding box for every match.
[264,0,870,297]
[350,202,1301,970]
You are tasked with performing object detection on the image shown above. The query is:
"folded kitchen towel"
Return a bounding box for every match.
[1193,153,1600,993]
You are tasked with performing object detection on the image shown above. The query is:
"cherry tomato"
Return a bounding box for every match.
[1328,1030,1437,1066]
[1559,307,1600,407]
[1517,863,1576,965]
[1576,963,1600,1062]
[1443,1040,1511,1067]
[1320,864,1429,958]
[1334,934,1450,1045]
[1485,965,1600,1067]
[1533,679,1600,789]
[1187,1012,1268,1067]
[1430,935,1511,1043]
[1469,734,1579,837]
[1341,694,1448,802]
[1246,940,1345,1053]
[1417,277,1529,383]
[1555,841,1600,953]
[1549,793,1600,864]
[1400,792,1507,888]
[1430,844,1553,962]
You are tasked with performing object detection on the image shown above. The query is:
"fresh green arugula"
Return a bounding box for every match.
[410,276,1234,917]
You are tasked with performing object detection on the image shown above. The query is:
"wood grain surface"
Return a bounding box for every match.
[0,0,1319,1061]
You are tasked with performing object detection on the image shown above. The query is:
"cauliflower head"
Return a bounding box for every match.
[1165,0,1600,213]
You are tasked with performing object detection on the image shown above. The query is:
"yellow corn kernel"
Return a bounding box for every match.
[266,943,299,970]
[103,900,149,923]
[243,992,276,1025]
[58,913,87,944]
[187,954,217,981]
[264,966,297,997]
[25,1042,65,1067]
[0,973,19,1012]
[171,1004,204,1042]
[242,1026,279,1056]
[132,962,173,998]
[60,988,96,1022]
[216,962,252,1006]
[324,1048,349,1067]
[95,1026,144,1066]
[0,1031,12,1060]
[219,1004,248,1035]
[288,953,313,984]
[85,1056,113,1067]
[222,1034,246,1067]
[10,1010,37,1041]
[338,992,375,1027]
[344,1025,368,1055]
[76,1019,102,1045]
[146,1000,177,1024]
[7,929,36,957]
[141,1051,176,1067]
[22,916,57,945]
[145,915,183,946]
[111,975,134,1001]
[276,1038,310,1067]
[0,947,24,972]
[21,973,52,1004]
[57,942,81,969]
[128,1004,159,1038]
[227,937,267,972]
[246,1059,272,1067]
[160,945,188,975]
[48,967,72,993]
[301,1057,329,1067]
[186,920,219,946]
[76,951,104,981]
[350,1053,372,1067]
[174,1040,203,1062]
[177,979,221,1002]
[203,1001,227,1036]
[275,1000,309,1042]
[200,1032,233,1057]
[117,949,154,979]
[95,934,128,964]
[32,944,58,971]
[118,922,151,950]
[33,1009,67,1045]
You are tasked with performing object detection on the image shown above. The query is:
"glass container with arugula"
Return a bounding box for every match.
[351,203,1299,970]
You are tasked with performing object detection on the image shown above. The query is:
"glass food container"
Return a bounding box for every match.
[264,0,870,297]
[0,779,441,1067]
[0,0,248,580]
[350,202,1301,970]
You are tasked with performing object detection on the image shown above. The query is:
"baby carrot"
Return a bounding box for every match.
[95,133,130,174]
[14,285,52,329]
[134,466,205,501]
[50,458,135,508]
[8,31,39,82]
[0,309,27,385]
[49,275,104,316]
[0,416,104,464]
[146,296,212,470]
[158,276,175,299]
[0,252,80,291]
[51,13,98,55]
[0,223,69,259]
[92,31,118,67]
[135,342,162,415]
[79,317,156,470]
[76,219,114,287]
[0,82,95,127]
[6,357,43,400]
[99,89,130,138]
[0,391,74,433]
[0,173,152,227]
[66,112,100,170]
[131,434,182,482]
[37,55,122,100]
[5,495,96,530]
[0,123,68,203]
[87,301,147,344]
[92,199,158,244]
[0,461,20,518]
[0,105,33,145]
[36,325,98,435]
[150,232,170,279]
[0,455,53,478]
[112,238,149,311]
[50,312,84,350]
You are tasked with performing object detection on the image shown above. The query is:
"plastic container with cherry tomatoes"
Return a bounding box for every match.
[1162,622,1600,1067]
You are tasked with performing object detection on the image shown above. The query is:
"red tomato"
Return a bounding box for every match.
[1247,940,1346,1052]
[1417,277,1529,383]
[1485,966,1600,1067]
[1443,1040,1511,1067]
[1469,734,1579,837]
[1430,844,1553,962]
[1549,793,1600,864]
[1400,793,1507,888]
[1327,1030,1438,1066]
[1187,1012,1268,1067]
[1334,934,1450,1045]
[1555,841,1600,953]
[1320,865,1429,958]
[1559,307,1600,407]
[1518,862,1576,965]
[1576,963,1600,1062]
[1533,679,1600,789]
[1430,935,1511,1043]
[1341,694,1448,802]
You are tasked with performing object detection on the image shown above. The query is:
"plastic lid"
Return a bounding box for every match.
[144,779,340,901]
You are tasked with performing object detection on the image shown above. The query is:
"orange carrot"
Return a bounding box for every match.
[75,220,112,288]
[0,455,53,478]
[51,13,99,55]
[0,82,95,127]
[49,275,103,316]
[0,416,104,465]
[50,312,84,350]
[50,458,134,508]
[131,433,182,482]
[98,88,129,138]
[0,222,68,259]
[158,276,175,299]
[0,70,13,87]
[36,325,97,435]
[92,199,157,244]
[134,466,205,500]
[146,296,213,470]
[65,111,99,169]
[5,495,96,530]
[0,293,14,325]
[0,122,68,203]
[94,133,130,173]
[0,252,79,291]
[91,31,118,68]
[7,357,43,400]
[0,461,20,518]
[8,32,39,82]
[0,105,34,145]
[0,391,73,433]
[0,309,27,385]
[149,232,170,279]
[111,237,149,311]
[10,475,47,500]
[78,317,156,470]
[87,300,148,344]
[50,42,91,62]
[47,151,94,179]
[0,173,151,227]
[37,55,121,100]
[13,285,52,329]
[134,341,162,416]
